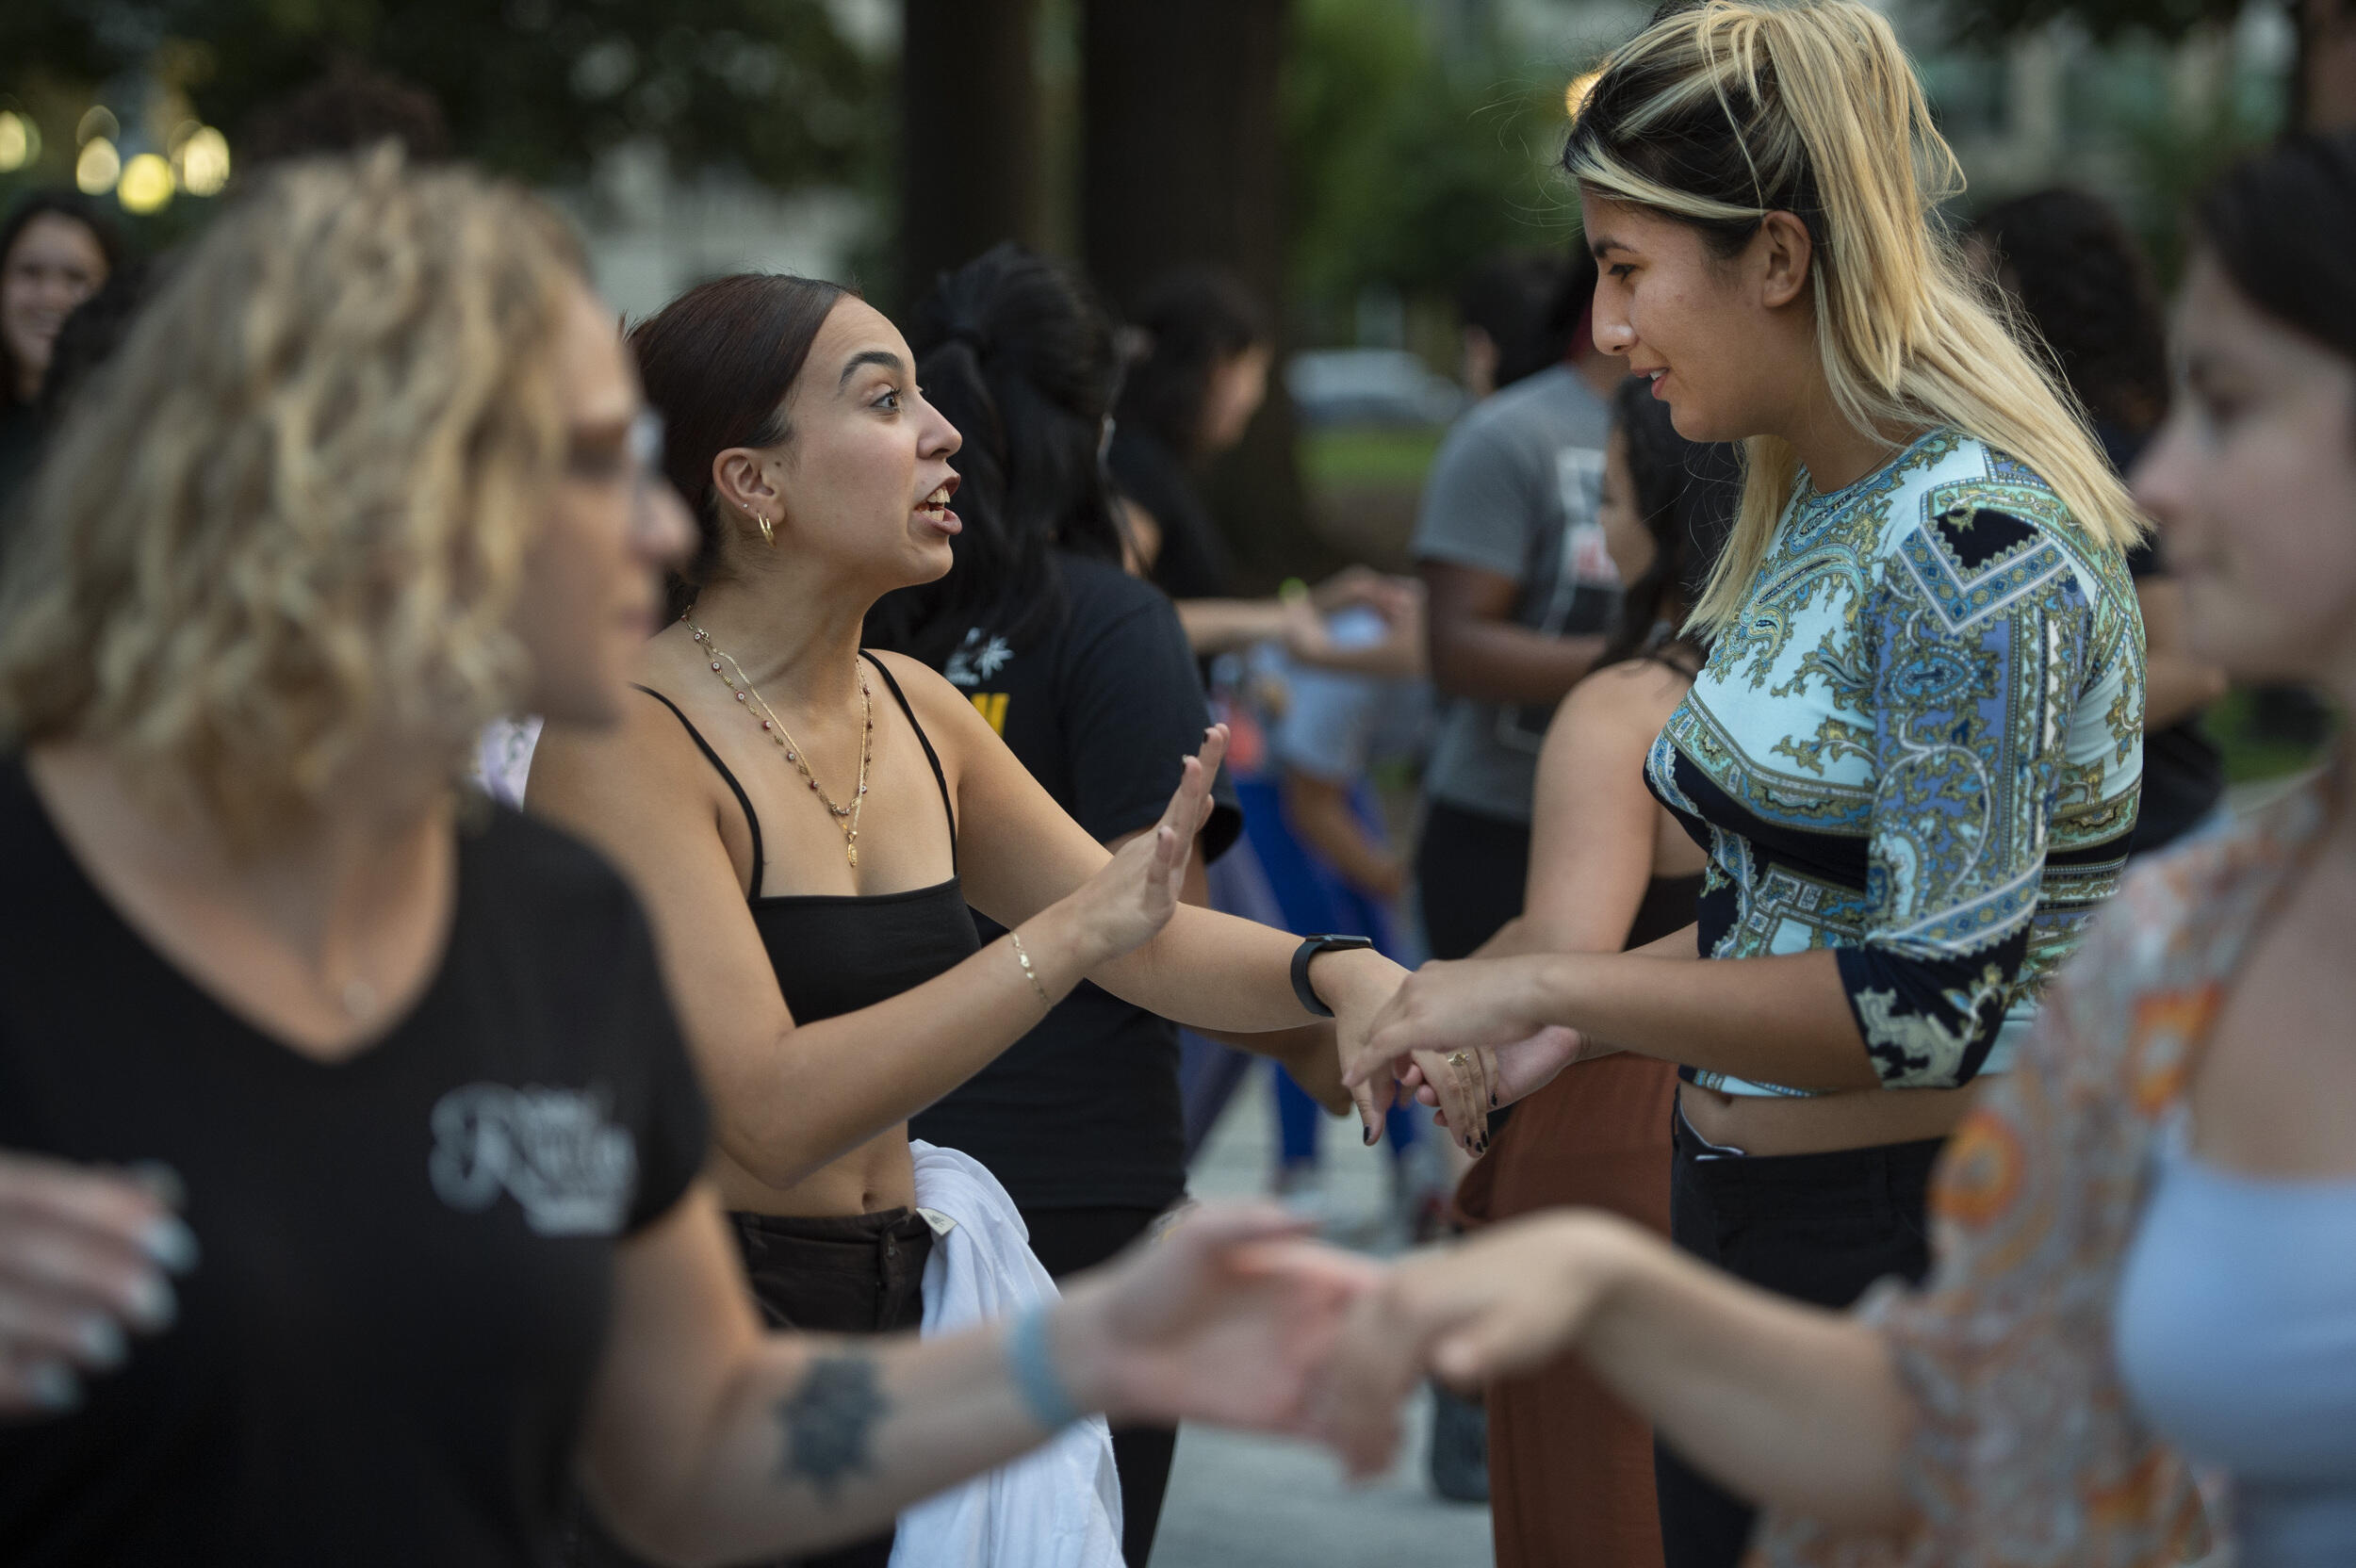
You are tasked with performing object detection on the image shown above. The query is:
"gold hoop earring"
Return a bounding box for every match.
[756,512,776,547]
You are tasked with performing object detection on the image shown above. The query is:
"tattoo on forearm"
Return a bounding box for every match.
[776,1354,888,1499]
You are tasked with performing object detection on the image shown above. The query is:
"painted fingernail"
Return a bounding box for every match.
[25,1359,81,1412]
[1363,1123,1378,1146]
[127,1161,187,1210]
[74,1315,127,1369]
[123,1272,177,1332]
[1489,1089,1498,1108]
[138,1216,199,1273]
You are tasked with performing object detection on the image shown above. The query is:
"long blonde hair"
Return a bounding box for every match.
[0,150,586,846]
[1562,0,2143,631]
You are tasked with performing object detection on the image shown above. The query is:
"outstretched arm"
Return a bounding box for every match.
[1318,1212,1914,1533]
[582,1188,1373,1564]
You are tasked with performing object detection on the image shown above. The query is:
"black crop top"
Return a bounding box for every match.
[637,653,981,1024]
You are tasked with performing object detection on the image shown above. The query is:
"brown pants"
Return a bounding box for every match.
[1455,1054,1677,1568]
[568,1209,934,1568]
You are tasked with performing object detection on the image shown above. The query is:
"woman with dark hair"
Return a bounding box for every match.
[1108,267,1411,663]
[864,242,1341,1563]
[1450,376,1737,1568]
[526,273,1425,1566]
[1971,188,2229,855]
[0,190,119,515]
[1331,127,2356,1568]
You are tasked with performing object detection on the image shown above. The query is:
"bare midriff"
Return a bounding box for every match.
[1677,1078,1982,1158]
[710,1129,920,1218]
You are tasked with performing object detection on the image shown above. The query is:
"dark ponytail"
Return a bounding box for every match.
[1595,375,1741,673]
[864,244,1127,670]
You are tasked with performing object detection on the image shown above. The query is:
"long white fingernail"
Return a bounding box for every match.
[138,1216,199,1273]
[123,1272,177,1331]
[75,1315,126,1369]
[25,1360,81,1412]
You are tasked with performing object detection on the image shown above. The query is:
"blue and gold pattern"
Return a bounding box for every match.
[1645,431,2143,1095]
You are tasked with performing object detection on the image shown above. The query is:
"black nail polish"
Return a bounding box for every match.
[1363,1123,1378,1146]
[1489,1089,1498,1109]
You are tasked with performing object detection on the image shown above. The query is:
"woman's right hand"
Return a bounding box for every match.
[1049,725,1227,967]
[0,1151,197,1417]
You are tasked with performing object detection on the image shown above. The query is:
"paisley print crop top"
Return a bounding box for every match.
[1644,430,2144,1096]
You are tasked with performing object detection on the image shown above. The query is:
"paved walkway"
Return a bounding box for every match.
[1148,1067,1493,1568]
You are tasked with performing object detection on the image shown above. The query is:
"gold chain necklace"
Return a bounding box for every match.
[683,616,873,868]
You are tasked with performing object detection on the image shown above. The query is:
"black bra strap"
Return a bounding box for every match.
[632,684,765,897]
[859,651,958,868]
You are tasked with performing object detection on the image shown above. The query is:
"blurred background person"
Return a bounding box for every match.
[1237,598,1436,1231]
[1110,266,1415,669]
[0,191,119,527]
[1453,375,1738,1568]
[1970,188,2231,857]
[865,242,1348,1566]
[1412,248,1623,963]
[1456,252,1572,403]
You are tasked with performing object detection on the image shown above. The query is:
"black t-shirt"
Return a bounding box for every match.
[2102,423,2227,854]
[0,762,710,1567]
[912,551,1236,1213]
[1109,427,1234,602]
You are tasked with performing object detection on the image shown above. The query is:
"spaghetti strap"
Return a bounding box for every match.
[632,684,766,897]
[859,651,958,868]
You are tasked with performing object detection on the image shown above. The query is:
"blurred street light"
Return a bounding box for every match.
[0,111,35,172]
[176,127,231,196]
[76,106,120,146]
[76,137,122,195]
[120,152,174,213]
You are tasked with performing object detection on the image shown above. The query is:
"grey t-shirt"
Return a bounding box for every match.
[1411,363,1618,825]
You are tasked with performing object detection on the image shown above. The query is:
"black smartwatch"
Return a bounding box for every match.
[1290,933,1375,1017]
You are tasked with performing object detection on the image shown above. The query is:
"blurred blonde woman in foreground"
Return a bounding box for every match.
[0,152,1369,1566]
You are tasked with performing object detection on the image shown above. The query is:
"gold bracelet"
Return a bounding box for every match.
[1008,931,1051,1005]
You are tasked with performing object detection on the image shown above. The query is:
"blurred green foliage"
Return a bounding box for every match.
[1285,0,1577,336]
[1300,426,1446,492]
[0,0,880,193]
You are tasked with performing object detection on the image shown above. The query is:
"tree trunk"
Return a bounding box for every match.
[1081,0,1337,593]
[899,0,1040,316]
[2299,0,2356,130]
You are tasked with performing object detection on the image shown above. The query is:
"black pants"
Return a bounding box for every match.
[1415,802,1531,960]
[1025,1204,1178,1568]
[1653,1111,1942,1568]
[567,1209,934,1568]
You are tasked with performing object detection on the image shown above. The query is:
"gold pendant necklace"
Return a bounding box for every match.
[683,616,872,868]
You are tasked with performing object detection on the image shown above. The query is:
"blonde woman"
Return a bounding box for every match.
[0,154,1372,1564]
[1341,6,2145,1564]
[1327,127,2356,1568]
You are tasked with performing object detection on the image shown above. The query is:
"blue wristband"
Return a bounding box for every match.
[1006,1304,1083,1431]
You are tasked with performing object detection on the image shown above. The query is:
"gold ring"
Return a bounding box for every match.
[1448,1051,1470,1069]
